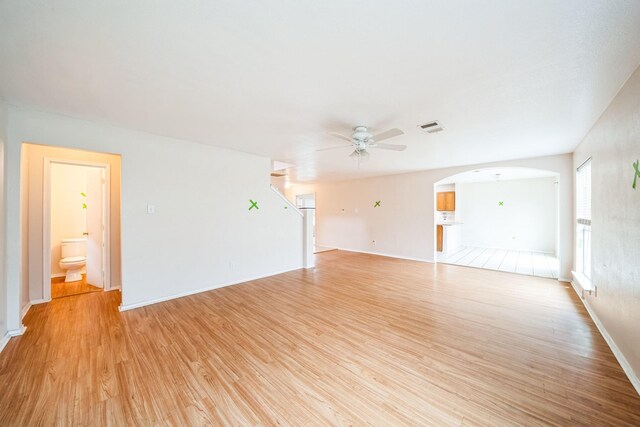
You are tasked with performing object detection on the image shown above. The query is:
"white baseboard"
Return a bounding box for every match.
[0,325,25,354]
[337,247,433,263]
[21,303,32,320]
[105,287,121,292]
[9,325,27,336]
[50,273,66,279]
[119,266,303,312]
[22,298,53,319]
[0,332,10,354]
[570,281,640,396]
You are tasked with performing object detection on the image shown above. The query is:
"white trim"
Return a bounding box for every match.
[569,281,640,396]
[105,287,121,292]
[21,303,32,320]
[571,270,594,294]
[558,277,572,283]
[43,158,112,301]
[0,325,24,355]
[50,273,66,279]
[8,325,27,337]
[30,298,50,305]
[337,247,434,263]
[119,266,302,312]
[0,332,10,354]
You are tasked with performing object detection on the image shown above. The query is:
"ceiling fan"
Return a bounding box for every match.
[317,126,406,165]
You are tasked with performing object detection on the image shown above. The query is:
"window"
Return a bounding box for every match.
[576,159,592,283]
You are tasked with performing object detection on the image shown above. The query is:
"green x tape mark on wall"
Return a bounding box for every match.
[249,199,259,210]
[498,201,504,206]
[374,201,381,207]
[633,160,640,190]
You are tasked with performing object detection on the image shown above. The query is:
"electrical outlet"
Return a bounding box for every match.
[147,204,155,214]
[372,240,376,246]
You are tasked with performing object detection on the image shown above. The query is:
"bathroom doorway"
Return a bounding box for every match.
[20,143,122,306]
[45,159,111,299]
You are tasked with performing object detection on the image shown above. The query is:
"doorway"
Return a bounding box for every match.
[433,167,560,279]
[20,143,122,306]
[295,193,333,254]
[45,159,110,299]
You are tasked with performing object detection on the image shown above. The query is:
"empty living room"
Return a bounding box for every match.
[1,1,640,425]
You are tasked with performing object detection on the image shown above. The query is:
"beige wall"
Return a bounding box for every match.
[21,144,121,302]
[4,106,302,331]
[288,153,573,278]
[270,175,287,194]
[50,163,89,276]
[573,65,640,389]
[19,142,28,310]
[457,177,558,252]
[0,100,7,340]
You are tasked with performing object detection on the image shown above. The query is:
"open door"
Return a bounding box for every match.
[85,167,104,287]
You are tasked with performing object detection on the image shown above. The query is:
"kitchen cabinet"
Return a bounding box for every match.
[436,191,455,211]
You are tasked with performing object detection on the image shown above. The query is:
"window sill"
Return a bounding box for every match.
[572,271,595,296]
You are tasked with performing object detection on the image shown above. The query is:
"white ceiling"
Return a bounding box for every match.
[1,1,640,183]
[437,167,558,185]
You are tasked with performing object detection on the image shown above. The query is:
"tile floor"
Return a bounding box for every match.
[438,246,559,279]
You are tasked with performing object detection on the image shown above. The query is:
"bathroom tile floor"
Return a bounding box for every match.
[51,275,102,299]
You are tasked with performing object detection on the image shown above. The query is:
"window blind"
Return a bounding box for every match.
[576,159,591,225]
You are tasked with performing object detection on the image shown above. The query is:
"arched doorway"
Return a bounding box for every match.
[433,167,560,279]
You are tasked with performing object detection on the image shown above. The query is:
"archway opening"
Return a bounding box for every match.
[433,167,560,279]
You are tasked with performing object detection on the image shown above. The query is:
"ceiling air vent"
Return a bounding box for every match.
[418,120,444,134]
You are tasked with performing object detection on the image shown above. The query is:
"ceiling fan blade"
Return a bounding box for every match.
[317,144,352,152]
[371,143,407,151]
[371,128,404,142]
[328,132,353,142]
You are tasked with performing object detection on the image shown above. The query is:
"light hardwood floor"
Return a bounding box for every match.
[1,251,639,425]
[51,275,103,299]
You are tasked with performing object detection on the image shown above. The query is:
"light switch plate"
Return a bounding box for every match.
[147,204,155,214]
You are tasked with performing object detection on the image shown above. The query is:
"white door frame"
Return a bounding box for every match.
[43,157,111,300]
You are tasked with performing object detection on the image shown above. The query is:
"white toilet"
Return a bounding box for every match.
[59,238,87,282]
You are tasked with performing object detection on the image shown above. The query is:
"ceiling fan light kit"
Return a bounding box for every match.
[318,125,407,167]
[349,149,370,161]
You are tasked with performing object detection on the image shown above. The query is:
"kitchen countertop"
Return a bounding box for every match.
[437,222,463,226]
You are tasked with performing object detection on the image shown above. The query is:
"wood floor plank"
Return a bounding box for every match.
[1,250,639,425]
[51,275,102,299]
